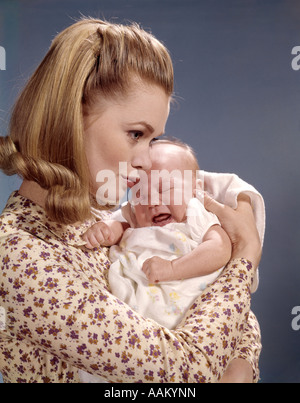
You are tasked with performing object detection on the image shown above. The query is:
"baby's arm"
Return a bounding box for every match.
[173,225,232,280]
[82,220,130,249]
[142,225,232,283]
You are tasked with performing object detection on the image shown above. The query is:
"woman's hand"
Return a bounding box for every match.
[204,193,262,269]
[219,358,254,383]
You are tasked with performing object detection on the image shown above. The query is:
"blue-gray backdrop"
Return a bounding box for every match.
[0,0,300,383]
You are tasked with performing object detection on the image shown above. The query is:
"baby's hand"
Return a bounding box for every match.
[82,222,116,249]
[142,257,175,284]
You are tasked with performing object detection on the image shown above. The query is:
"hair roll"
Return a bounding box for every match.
[0,136,91,224]
[0,136,19,176]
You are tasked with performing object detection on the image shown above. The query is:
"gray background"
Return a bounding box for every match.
[0,0,300,383]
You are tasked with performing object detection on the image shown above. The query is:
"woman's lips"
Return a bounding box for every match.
[121,175,140,189]
[127,180,136,189]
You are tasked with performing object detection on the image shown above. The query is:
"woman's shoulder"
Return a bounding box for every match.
[0,191,60,247]
[0,191,111,287]
[0,191,110,266]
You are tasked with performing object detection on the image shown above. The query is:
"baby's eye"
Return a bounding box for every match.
[128,131,144,142]
[150,137,159,145]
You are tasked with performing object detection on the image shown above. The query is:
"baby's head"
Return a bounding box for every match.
[133,139,201,227]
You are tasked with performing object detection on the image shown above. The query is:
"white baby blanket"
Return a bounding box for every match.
[109,198,222,330]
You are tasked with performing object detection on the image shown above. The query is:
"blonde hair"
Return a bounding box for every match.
[0,18,174,224]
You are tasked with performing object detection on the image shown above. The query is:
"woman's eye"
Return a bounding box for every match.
[129,131,144,142]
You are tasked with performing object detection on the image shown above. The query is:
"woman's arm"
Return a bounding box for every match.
[219,310,262,383]
[1,255,256,383]
[204,193,262,383]
[0,195,261,383]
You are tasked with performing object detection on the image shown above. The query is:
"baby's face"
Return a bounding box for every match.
[133,144,198,228]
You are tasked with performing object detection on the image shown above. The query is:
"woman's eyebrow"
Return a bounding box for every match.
[128,121,155,134]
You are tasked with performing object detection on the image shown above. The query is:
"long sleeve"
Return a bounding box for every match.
[1,254,255,383]
[0,193,257,383]
[231,310,262,383]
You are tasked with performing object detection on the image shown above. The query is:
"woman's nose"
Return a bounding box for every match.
[131,148,152,171]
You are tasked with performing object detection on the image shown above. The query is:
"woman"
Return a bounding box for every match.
[0,18,261,383]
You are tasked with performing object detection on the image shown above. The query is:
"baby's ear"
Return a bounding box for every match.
[193,179,203,197]
[195,179,203,190]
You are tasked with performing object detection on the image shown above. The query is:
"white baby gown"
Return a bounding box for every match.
[108,198,222,330]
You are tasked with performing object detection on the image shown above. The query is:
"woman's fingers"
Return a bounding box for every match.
[203,192,229,218]
[203,192,261,268]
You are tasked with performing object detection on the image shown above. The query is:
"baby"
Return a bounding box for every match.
[83,139,232,329]
[79,139,264,383]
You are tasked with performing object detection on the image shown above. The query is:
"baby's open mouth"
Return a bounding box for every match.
[152,214,172,226]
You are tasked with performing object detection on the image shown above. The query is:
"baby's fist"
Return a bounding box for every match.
[142,257,174,284]
[82,222,115,249]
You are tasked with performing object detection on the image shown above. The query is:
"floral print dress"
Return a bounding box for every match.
[0,192,261,383]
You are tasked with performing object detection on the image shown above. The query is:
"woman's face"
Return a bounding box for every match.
[84,80,170,205]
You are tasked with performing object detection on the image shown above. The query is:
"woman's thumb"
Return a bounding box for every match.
[198,191,226,218]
